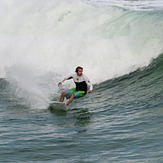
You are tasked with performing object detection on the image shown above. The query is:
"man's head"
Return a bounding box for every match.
[75,66,83,76]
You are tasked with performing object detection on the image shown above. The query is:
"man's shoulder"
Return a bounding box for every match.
[82,73,88,78]
[71,73,77,78]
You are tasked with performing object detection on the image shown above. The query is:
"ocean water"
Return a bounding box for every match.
[0,0,163,162]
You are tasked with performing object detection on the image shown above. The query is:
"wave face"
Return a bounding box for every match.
[0,0,163,162]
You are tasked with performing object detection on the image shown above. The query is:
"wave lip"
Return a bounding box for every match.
[86,0,163,11]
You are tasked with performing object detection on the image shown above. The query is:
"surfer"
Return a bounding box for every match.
[58,66,93,106]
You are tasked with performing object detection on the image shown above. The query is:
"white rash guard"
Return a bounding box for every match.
[62,73,93,94]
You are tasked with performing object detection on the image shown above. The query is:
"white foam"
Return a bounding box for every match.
[0,0,163,109]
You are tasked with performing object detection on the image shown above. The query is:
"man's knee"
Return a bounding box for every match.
[71,94,75,98]
[62,92,67,97]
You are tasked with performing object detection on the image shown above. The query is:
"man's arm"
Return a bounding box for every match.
[58,74,74,87]
[83,74,93,93]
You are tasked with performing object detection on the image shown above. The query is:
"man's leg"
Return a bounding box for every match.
[60,92,67,102]
[66,94,75,106]
[66,91,85,106]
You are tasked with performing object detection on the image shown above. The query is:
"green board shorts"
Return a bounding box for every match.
[65,88,85,99]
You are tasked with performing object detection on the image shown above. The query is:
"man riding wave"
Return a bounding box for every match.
[58,66,93,106]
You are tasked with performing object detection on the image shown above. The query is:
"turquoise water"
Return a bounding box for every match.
[0,0,163,162]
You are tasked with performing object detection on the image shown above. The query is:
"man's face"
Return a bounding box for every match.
[77,68,83,76]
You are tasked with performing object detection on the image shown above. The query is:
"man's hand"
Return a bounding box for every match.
[88,90,92,93]
[58,82,62,87]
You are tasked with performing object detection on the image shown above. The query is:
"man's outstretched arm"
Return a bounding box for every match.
[58,74,73,87]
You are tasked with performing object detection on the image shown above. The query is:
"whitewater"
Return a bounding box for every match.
[0,0,163,162]
[0,0,163,108]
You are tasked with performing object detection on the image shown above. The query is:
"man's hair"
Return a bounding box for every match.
[75,66,83,73]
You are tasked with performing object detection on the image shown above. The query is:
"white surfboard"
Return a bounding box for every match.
[50,101,67,111]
